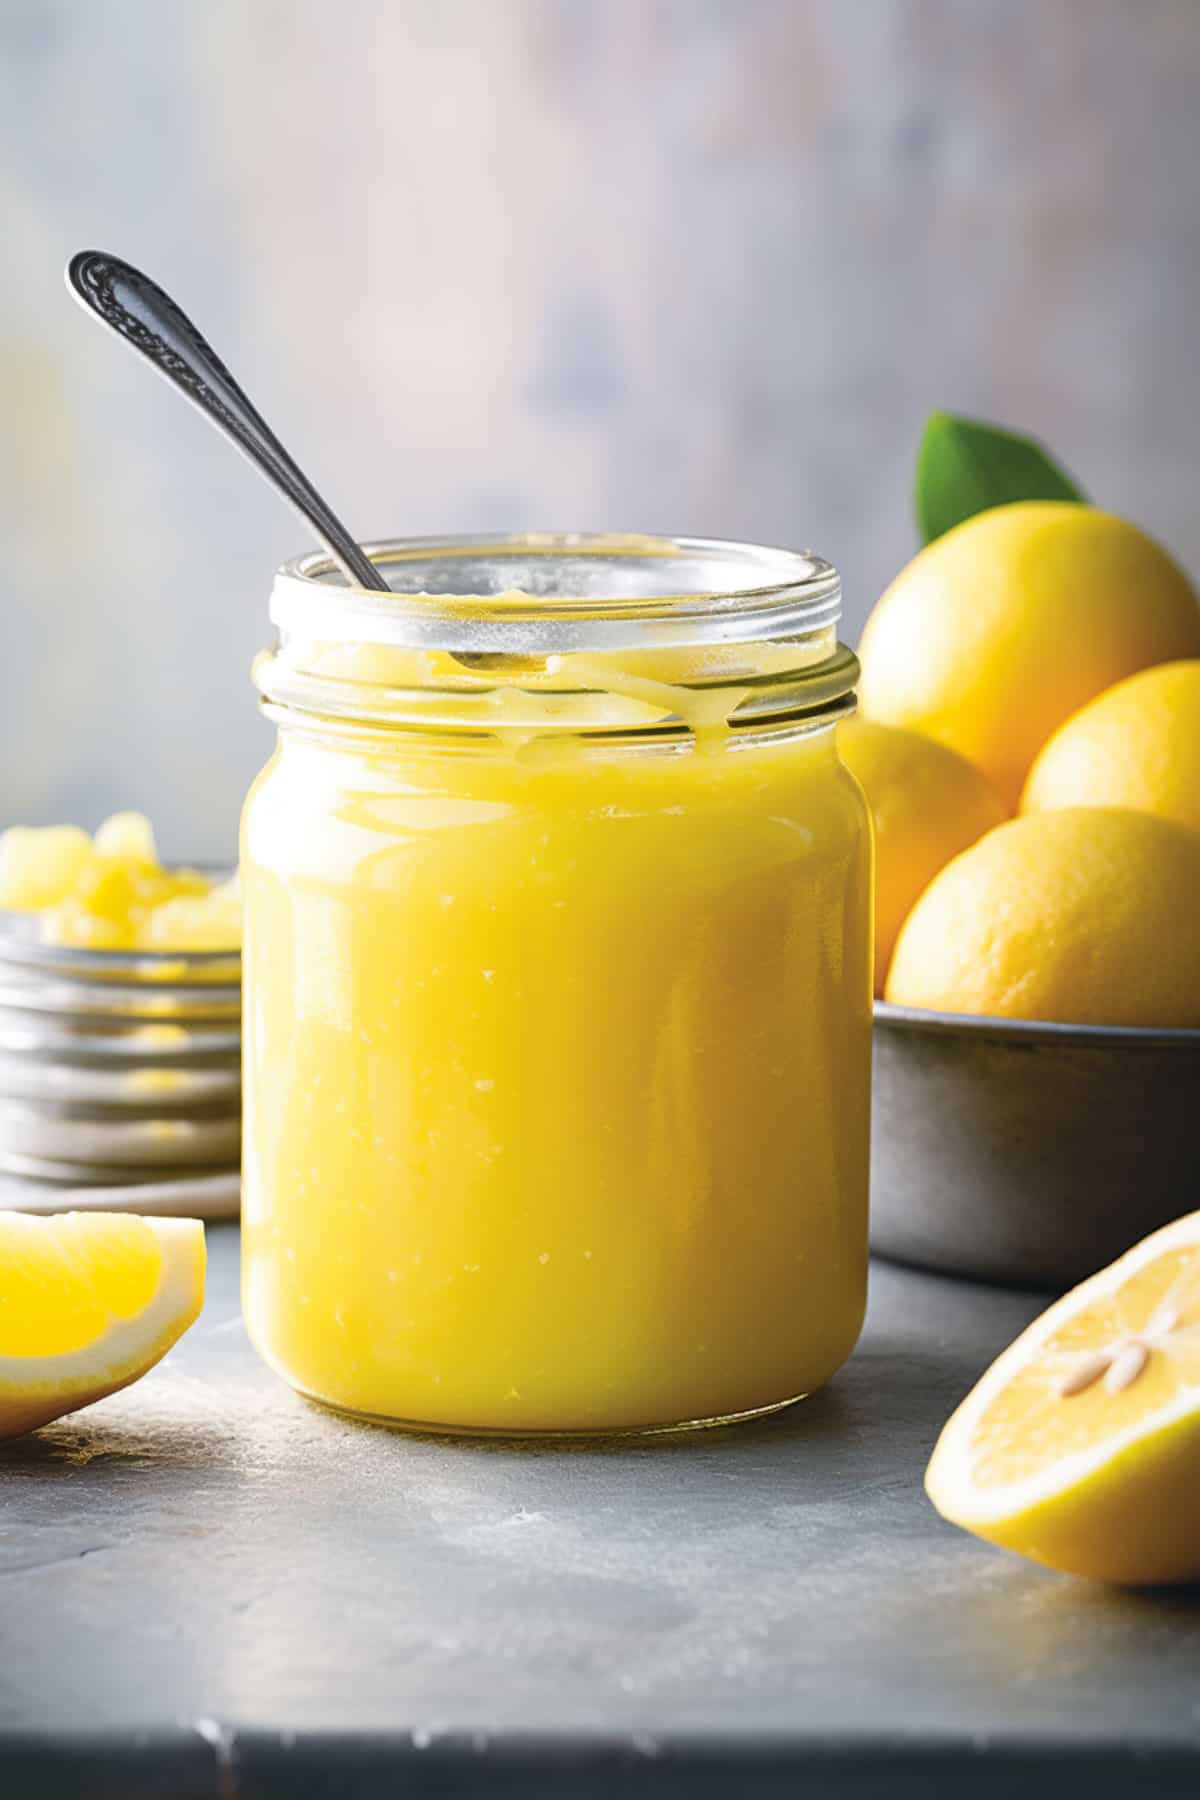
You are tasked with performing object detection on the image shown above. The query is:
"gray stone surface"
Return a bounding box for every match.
[2,1226,1199,1795]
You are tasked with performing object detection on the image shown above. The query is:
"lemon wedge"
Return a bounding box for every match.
[0,1212,205,1440]
[926,1211,1200,1584]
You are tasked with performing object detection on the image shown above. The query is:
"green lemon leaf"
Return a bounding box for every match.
[915,412,1085,543]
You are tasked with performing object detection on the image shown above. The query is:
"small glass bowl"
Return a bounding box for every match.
[0,889,241,1218]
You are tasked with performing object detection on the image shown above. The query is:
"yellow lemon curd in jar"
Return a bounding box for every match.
[241,608,872,1434]
[0,812,240,951]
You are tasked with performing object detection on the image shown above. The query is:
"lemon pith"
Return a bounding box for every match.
[926,1211,1200,1585]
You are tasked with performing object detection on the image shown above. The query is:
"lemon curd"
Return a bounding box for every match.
[242,536,872,1433]
[0,813,241,951]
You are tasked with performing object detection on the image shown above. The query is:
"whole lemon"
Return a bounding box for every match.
[859,503,1200,808]
[885,807,1200,1027]
[837,718,1007,994]
[1023,659,1200,834]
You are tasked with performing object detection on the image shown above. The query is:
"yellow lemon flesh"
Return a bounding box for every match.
[838,718,1007,994]
[858,503,1200,808]
[885,807,1200,1026]
[1023,659,1200,834]
[0,1212,205,1440]
[0,813,240,952]
[927,1211,1200,1585]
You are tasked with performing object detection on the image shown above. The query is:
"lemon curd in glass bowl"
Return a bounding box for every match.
[241,534,872,1434]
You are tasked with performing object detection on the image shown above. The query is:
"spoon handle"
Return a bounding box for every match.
[66,251,388,593]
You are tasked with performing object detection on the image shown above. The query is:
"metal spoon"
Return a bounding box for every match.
[65,250,389,594]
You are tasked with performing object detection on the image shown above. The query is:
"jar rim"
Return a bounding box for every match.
[270,532,841,654]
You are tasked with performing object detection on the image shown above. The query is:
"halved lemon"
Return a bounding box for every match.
[926,1211,1200,1584]
[0,1212,205,1440]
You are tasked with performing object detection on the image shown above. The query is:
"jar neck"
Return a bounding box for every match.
[253,636,860,751]
[257,531,853,748]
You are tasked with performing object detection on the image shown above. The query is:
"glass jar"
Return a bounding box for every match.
[242,533,872,1434]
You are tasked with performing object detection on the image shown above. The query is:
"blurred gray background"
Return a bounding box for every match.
[3,0,1198,859]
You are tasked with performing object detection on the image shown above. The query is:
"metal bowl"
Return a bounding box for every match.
[0,897,241,1214]
[871,1001,1200,1291]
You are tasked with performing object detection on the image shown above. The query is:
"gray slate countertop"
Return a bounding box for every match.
[2,1225,1198,1798]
